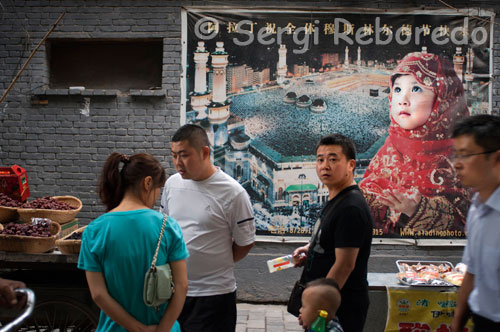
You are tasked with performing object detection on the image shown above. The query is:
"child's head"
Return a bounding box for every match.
[98,153,166,211]
[390,73,436,130]
[299,278,341,330]
[388,52,468,140]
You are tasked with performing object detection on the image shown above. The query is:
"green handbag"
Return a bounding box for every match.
[143,214,174,309]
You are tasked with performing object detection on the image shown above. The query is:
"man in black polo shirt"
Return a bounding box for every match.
[293,133,373,332]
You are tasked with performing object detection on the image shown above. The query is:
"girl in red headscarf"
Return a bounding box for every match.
[359,52,471,236]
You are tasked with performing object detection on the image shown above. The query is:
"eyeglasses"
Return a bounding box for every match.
[451,149,499,162]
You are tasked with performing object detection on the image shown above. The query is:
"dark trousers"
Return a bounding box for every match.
[336,291,369,332]
[472,313,500,332]
[178,291,237,332]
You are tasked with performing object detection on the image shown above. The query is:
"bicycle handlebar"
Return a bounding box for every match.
[0,288,36,332]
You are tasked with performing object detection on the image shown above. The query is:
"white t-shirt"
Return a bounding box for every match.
[160,168,255,296]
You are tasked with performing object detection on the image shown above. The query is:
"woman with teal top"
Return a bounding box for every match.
[78,152,189,332]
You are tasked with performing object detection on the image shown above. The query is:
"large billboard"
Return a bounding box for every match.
[182,8,493,240]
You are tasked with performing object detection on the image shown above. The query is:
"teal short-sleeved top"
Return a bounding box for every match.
[78,209,189,332]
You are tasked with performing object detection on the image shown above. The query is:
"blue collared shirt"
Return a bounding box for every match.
[462,186,500,322]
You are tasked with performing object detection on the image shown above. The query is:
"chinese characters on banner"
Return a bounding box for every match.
[184,10,492,239]
[385,288,474,332]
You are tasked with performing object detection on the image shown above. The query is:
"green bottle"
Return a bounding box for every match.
[309,310,328,332]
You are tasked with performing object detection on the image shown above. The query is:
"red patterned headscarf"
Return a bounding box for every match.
[360,52,469,198]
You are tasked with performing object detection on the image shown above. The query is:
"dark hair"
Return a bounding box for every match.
[452,114,500,152]
[172,124,210,151]
[390,73,403,87]
[306,277,340,292]
[315,133,356,161]
[98,153,166,211]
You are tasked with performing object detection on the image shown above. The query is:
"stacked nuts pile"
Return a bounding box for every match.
[0,193,23,208]
[67,232,83,240]
[21,197,76,210]
[0,221,52,237]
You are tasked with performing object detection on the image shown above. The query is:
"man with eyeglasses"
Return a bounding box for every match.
[450,114,500,332]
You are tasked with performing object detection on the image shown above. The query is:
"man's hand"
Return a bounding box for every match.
[0,278,26,309]
[292,244,309,267]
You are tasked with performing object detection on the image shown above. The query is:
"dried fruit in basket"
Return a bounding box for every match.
[0,221,52,237]
[67,231,83,240]
[0,193,23,207]
[21,196,76,210]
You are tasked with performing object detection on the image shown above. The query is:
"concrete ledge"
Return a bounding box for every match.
[130,89,166,97]
[235,241,464,303]
[32,89,119,97]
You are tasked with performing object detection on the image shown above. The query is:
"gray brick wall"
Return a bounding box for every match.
[1,0,499,301]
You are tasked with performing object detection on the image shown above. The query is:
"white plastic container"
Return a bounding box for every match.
[267,254,294,273]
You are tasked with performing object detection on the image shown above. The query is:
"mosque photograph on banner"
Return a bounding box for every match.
[181,9,493,240]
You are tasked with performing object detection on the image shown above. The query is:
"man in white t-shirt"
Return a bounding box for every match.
[160,124,255,332]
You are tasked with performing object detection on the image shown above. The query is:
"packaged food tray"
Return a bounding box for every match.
[396,260,458,287]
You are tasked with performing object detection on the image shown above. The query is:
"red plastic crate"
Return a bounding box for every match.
[0,165,30,202]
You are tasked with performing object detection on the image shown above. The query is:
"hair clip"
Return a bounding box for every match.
[121,154,130,163]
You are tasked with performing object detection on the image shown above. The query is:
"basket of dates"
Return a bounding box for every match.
[0,193,23,223]
[18,196,82,224]
[56,226,86,255]
[396,260,464,287]
[0,219,61,253]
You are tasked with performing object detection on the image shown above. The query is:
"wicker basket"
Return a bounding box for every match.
[17,196,82,225]
[0,222,61,253]
[56,226,86,255]
[0,206,19,223]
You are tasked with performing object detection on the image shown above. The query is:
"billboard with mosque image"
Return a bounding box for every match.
[182,8,493,241]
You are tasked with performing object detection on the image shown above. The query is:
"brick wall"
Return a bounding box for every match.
[1,0,499,301]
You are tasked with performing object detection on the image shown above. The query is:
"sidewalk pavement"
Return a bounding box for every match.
[236,303,305,332]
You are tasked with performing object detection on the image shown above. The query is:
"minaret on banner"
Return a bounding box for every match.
[464,47,475,91]
[208,41,231,150]
[191,41,211,121]
[453,47,465,83]
[277,44,288,85]
[357,46,361,66]
[344,46,349,66]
